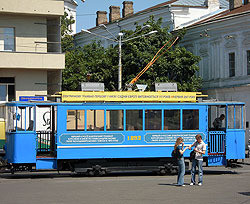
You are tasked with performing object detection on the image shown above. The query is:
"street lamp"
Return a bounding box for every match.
[82,26,157,91]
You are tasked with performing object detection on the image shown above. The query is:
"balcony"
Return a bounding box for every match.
[0,51,65,70]
[0,0,64,16]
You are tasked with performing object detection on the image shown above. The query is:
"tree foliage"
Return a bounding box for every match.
[61,12,75,52]
[62,16,202,91]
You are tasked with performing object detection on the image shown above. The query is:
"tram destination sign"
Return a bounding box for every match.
[61,91,204,102]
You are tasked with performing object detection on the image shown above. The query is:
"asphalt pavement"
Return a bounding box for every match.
[0,159,250,204]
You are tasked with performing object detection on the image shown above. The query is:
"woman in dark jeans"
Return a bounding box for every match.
[174,137,189,186]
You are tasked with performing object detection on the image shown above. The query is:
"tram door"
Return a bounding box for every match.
[36,105,57,157]
[207,105,226,165]
[208,105,245,161]
[226,105,245,159]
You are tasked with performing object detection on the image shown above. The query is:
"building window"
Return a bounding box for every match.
[0,77,15,101]
[247,50,250,75]
[229,52,235,77]
[0,28,15,51]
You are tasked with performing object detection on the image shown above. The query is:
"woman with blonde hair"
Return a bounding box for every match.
[174,137,189,186]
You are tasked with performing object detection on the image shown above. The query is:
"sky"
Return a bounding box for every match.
[75,0,169,32]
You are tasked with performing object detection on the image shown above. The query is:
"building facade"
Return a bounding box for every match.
[181,1,250,147]
[0,0,65,102]
[74,0,229,48]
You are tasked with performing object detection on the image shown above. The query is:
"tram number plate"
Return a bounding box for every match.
[128,136,141,141]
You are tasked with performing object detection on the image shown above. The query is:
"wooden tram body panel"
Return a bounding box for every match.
[3,99,246,173]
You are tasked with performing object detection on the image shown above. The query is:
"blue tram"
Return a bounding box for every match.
[2,94,246,174]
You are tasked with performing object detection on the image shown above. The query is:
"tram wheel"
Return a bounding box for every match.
[87,170,95,176]
[159,168,167,175]
[99,169,107,176]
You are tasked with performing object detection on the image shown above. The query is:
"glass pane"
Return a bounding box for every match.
[145,110,162,130]
[26,107,34,131]
[209,106,226,130]
[15,106,32,131]
[4,28,14,51]
[0,28,4,51]
[0,85,7,101]
[126,110,143,131]
[16,107,24,131]
[77,110,85,130]
[228,106,234,129]
[87,110,104,131]
[67,110,76,130]
[7,106,15,132]
[8,85,15,101]
[235,106,242,129]
[164,110,180,130]
[106,110,124,131]
[0,77,15,83]
[247,50,250,75]
[229,53,235,77]
[0,28,14,51]
[183,110,199,130]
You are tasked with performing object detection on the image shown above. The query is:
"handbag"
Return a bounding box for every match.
[190,150,195,161]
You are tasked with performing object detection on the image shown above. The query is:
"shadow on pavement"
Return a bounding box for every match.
[238,192,250,196]
[0,168,239,180]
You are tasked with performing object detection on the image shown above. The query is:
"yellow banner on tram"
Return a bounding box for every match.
[61,91,205,102]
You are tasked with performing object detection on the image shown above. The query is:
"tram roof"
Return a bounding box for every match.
[1,91,245,106]
[4,100,245,106]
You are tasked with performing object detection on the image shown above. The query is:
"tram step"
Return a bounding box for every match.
[36,158,57,170]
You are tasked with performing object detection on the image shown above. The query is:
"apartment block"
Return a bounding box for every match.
[0,0,65,101]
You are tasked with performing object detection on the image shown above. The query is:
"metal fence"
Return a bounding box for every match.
[208,131,226,155]
[36,131,54,155]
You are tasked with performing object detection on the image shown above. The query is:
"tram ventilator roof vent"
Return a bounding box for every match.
[155,83,177,92]
[81,82,104,92]
[136,84,147,92]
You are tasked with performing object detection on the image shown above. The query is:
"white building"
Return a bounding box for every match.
[64,0,78,34]
[75,0,229,47]
[181,0,250,147]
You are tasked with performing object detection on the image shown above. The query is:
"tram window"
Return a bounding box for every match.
[87,110,104,131]
[209,105,226,130]
[164,110,180,130]
[145,110,162,130]
[67,110,76,130]
[7,106,34,132]
[106,110,124,131]
[76,110,85,130]
[126,110,143,131]
[228,106,234,129]
[67,110,85,131]
[235,106,242,129]
[182,110,199,130]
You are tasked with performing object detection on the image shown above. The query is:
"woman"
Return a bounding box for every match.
[174,137,189,186]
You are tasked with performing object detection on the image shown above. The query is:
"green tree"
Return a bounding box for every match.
[63,42,118,91]
[121,16,201,91]
[62,16,202,91]
[61,12,75,52]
